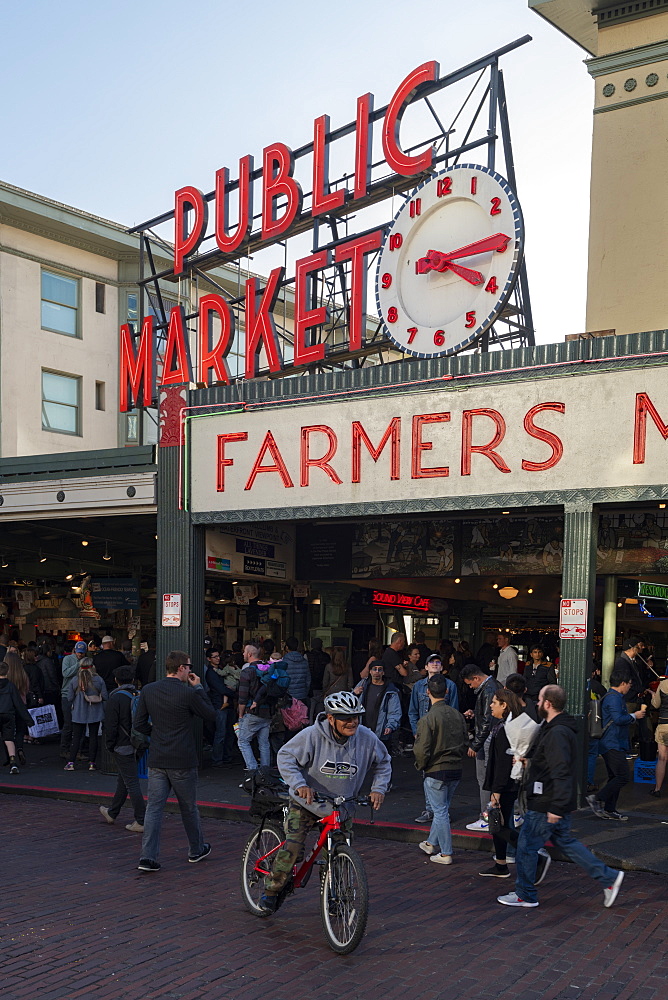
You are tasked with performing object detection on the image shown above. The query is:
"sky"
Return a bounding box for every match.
[0,0,594,345]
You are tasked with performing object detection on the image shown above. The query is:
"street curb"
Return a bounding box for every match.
[1,783,664,875]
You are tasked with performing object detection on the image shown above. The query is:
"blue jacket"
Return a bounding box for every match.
[599,687,636,753]
[67,674,108,724]
[281,651,310,701]
[356,678,402,738]
[409,676,458,733]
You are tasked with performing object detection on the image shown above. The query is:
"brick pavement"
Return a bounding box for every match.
[2,796,667,1000]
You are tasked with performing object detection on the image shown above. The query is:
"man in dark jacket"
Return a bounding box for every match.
[498,685,624,909]
[413,675,468,864]
[461,664,501,832]
[93,636,129,687]
[134,650,217,872]
[101,665,146,832]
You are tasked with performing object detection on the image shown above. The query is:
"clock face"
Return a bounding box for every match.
[375,164,524,357]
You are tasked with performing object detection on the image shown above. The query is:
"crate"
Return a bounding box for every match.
[137,751,149,779]
[634,758,656,784]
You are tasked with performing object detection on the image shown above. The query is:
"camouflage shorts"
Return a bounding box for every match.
[264,803,353,894]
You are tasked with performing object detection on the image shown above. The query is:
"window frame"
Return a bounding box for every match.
[41,268,80,339]
[41,368,81,437]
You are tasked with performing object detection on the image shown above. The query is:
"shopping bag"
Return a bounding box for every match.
[27,704,60,738]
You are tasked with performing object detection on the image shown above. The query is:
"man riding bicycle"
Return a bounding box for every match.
[259,690,392,914]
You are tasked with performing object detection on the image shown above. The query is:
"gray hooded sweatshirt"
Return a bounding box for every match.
[277,715,392,820]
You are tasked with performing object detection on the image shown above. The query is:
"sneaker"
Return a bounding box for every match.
[414,810,433,824]
[479,864,510,878]
[99,806,115,825]
[17,749,26,765]
[9,763,19,775]
[88,763,98,772]
[493,855,515,865]
[626,752,638,760]
[465,819,489,832]
[430,854,453,865]
[606,811,629,822]
[535,848,551,885]
[64,762,74,771]
[419,841,437,856]
[137,859,161,872]
[603,870,624,908]
[125,821,144,833]
[259,893,278,915]
[513,814,523,828]
[497,891,539,908]
[188,843,212,863]
[585,794,608,819]
[649,789,661,798]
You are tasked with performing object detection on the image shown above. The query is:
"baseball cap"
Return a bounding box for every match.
[426,654,442,664]
[101,635,113,644]
[74,641,88,654]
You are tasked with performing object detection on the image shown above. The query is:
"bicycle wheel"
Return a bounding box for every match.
[240,822,284,917]
[320,845,369,954]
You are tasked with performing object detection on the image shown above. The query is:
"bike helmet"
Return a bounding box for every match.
[324,691,365,716]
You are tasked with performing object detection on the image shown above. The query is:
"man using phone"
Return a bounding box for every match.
[134,650,217,872]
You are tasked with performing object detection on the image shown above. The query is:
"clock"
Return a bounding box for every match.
[375,164,524,357]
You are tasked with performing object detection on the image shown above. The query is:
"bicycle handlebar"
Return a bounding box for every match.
[312,792,371,808]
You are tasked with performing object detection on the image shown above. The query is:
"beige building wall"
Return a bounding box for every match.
[586,15,668,335]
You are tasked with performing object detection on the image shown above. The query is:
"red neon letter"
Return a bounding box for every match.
[352,418,401,482]
[245,431,294,491]
[261,143,303,242]
[119,317,154,412]
[461,409,511,476]
[411,413,450,478]
[174,186,208,276]
[215,155,253,255]
[633,392,668,464]
[245,267,284,379]
[294,251,330,366]
[300,425,342,486]
[354,92,374,201]
[334,230,383,351]
[198,294,233,386]
[217,432,248,491]
[382,62,439,176]
[522,402,565,471]
[161,306,193,386]
[312,115,346,218]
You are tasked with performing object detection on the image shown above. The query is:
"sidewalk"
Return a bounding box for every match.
[2,741,667,873]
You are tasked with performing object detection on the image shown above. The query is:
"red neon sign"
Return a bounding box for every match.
[372,590,431,613]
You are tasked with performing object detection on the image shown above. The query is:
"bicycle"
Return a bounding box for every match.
[240,789,371,954]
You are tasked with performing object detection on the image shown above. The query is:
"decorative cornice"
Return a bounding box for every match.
[189,484,668,524]
[0,241,123,286]
[587,39,668,77]
[594,88,668,113]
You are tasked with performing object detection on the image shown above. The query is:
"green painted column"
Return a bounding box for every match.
[155,412,205,680]
[560,502,599,798]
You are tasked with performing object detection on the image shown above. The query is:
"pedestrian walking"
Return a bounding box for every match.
[410,654,459,824]
[498,684,625,909]
[586,667,647,821]
[523,645,557,700]
[237,644,273,771]
[354,663,402,753]
[65,658,108,771]
[60,640,88,759]
[461,664,501,832]
[100,665,146,832]
[134,650,216,872]
[650,669,668,797]
[0,660,34,774]
[413,674,468,866]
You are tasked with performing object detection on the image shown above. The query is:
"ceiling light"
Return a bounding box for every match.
[310,597,321,605]
[39,550,47,563]
[492,583,499,590]
[81,540,89,547]
[527,588,533,594]
[65,573,74,581]
[660,503,666,509]
[454,577,461,584]
[617,601,623,608]
[232,580,239,585]
[1,556,8,568]
[71,585,81,593]
[42,579,50,596]
[103,542,111,561]
[502,511,510,515]
[215,598,231,605]
[499,586,519,600]
[257,598,273,606]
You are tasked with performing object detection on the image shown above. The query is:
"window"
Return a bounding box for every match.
[95,381,105,411]
[41,271,78,337]
[42,370,80,435]
[95,282,106,313]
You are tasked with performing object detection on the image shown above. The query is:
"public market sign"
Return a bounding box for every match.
[188,367,668,514]
[120,59,524,410]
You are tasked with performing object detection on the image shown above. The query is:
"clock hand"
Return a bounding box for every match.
[438,233,511,261]
[415,252,483,285]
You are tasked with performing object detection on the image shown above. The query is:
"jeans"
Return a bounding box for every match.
[70,722,98,765]
[475,746,489,816]
[587,737,600,785]
[515,809,617,904]
[211,706,235,764]
[424,776,459,856]
[109,751,146,823]
[237,713,271,770]
[141,767,204,862]
[598,749,629,813]
[60,696,72,753]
